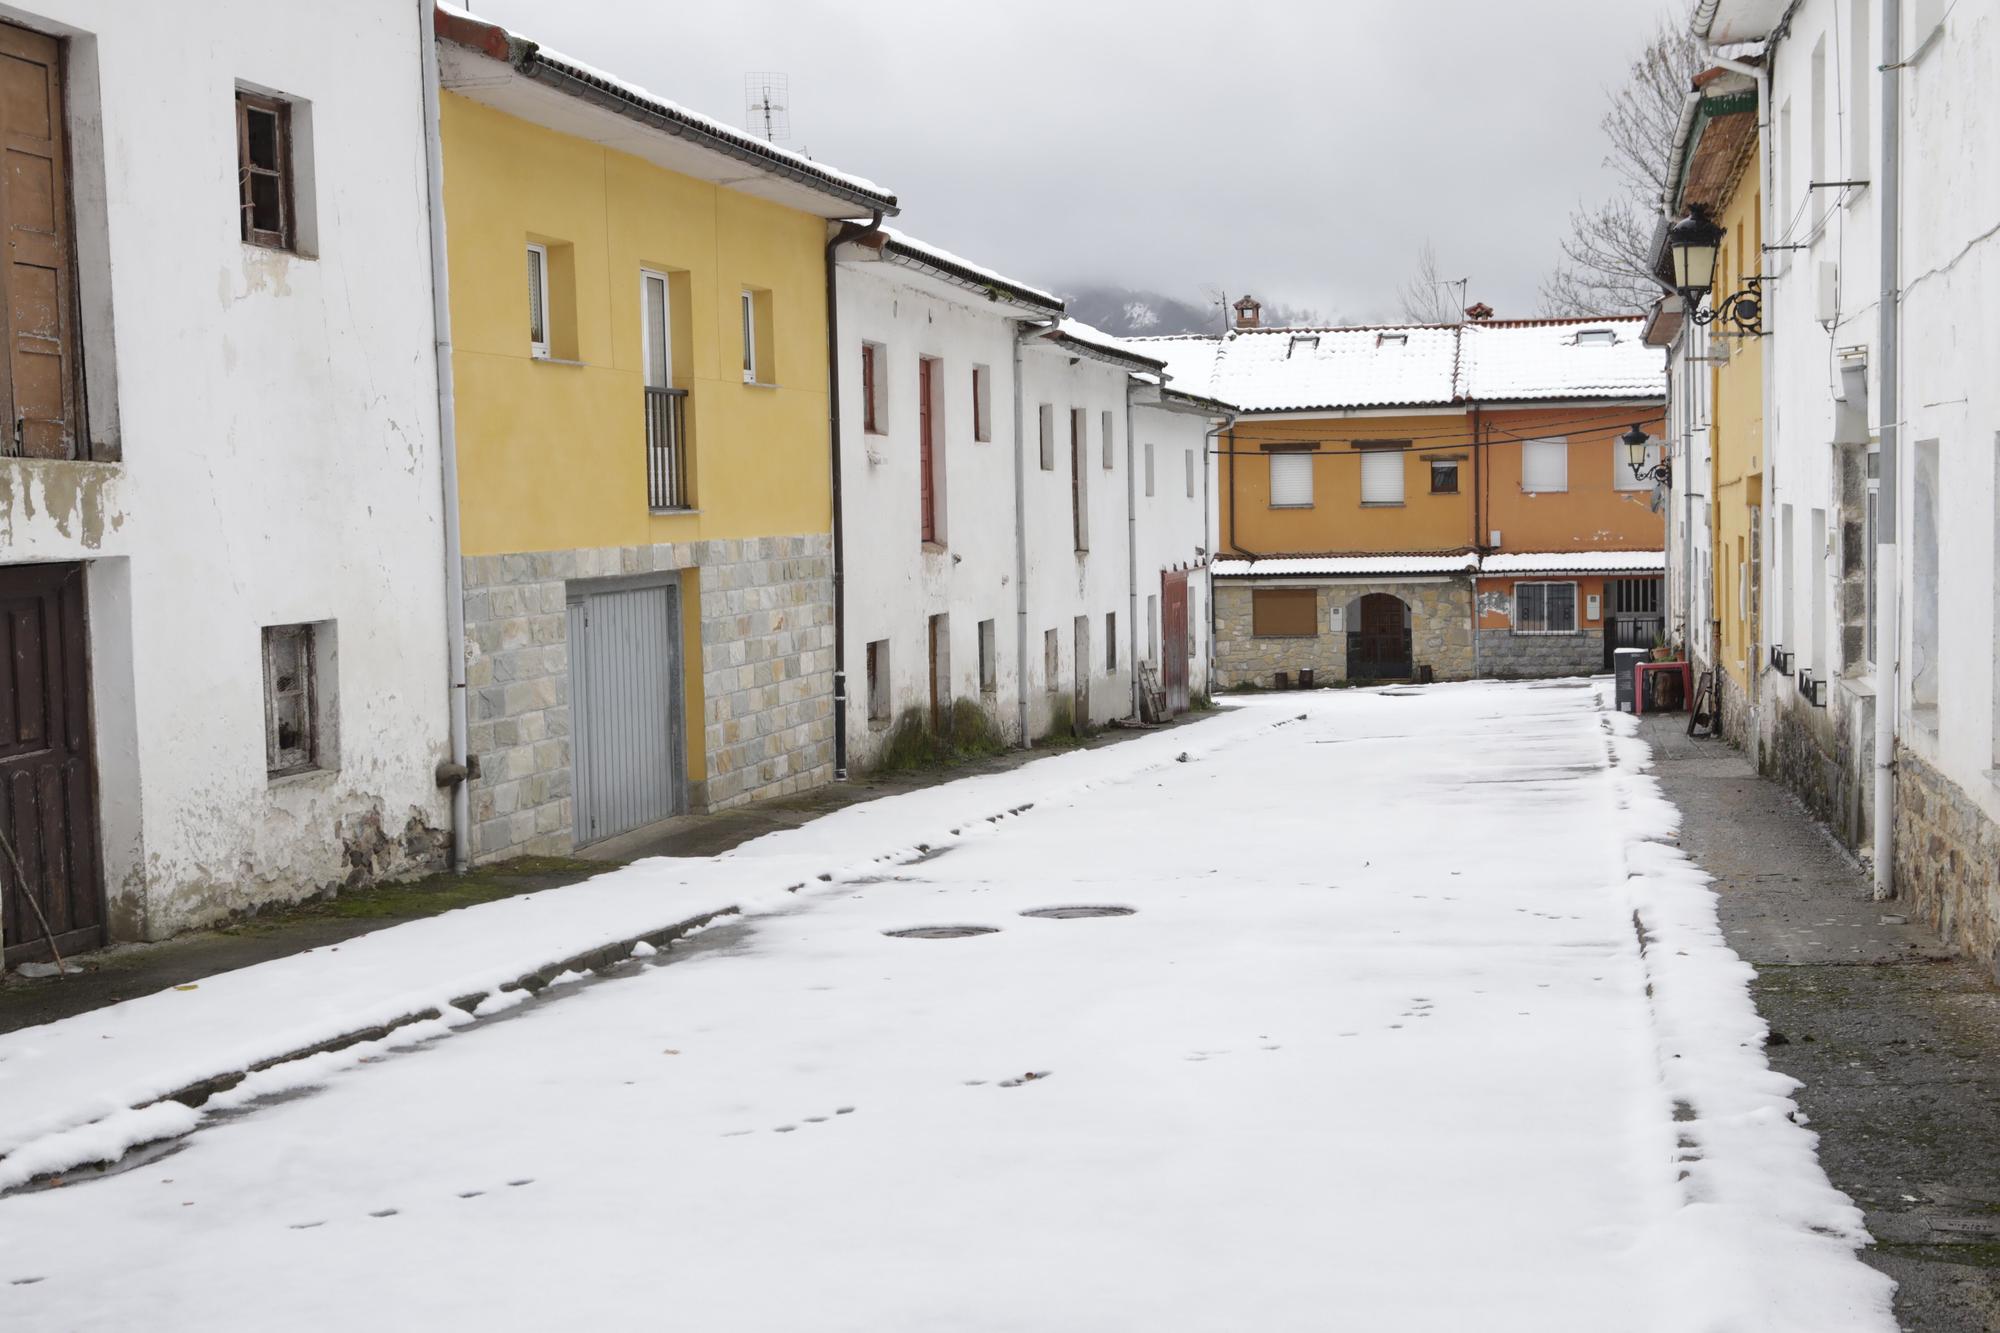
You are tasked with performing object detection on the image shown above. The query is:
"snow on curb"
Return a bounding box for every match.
[0,705,1286,1190]
[1600,702,1897,1331]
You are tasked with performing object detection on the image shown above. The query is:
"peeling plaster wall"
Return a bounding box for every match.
[1,0,452,948]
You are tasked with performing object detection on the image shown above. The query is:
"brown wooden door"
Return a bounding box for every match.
[1347,593,1413,680]
[1,562,102,966]
[0,22,83,461]
[1161,570,1189,714]
[918,358,936,543]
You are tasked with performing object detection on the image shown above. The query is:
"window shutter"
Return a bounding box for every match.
[1360,449,1403,504]
[1523,438,1569,492]
[1269,453,1313,507]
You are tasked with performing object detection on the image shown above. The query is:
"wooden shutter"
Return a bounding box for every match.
[1252,588,1318,637]
[1359,448,1404,504]
[0,23,81,460]
[918,358,935,542]
[1269,452,1313,506]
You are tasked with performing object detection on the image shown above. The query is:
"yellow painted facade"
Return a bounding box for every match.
[1707,140,1764,695]
[441,91,832,559]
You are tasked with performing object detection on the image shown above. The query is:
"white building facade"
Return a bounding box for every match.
[1698,0,2000,971]
[0,0,452,963]
[834,234,1213,772]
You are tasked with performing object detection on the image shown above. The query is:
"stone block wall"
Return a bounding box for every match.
[1474,628,1604,678]
[461,534,833,862]
[1214,579,1473,687]
[1761,677,1874,851]
[1894,746,2000,983]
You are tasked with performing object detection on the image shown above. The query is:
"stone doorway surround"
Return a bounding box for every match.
[1213,576,1475,688]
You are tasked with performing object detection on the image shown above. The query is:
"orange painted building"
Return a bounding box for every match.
[1143,310,1667,684]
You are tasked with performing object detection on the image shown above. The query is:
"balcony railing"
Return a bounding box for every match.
[645,385,690,511]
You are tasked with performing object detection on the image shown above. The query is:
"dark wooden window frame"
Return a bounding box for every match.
[236,89,295,251]
[1429,459,1461,494]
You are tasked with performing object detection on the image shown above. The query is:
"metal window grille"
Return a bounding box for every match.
[1513,582,1579,635]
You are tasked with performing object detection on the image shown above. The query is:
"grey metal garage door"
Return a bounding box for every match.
[567,578,685,846]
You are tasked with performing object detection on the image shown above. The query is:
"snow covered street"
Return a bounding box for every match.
[1,684,1895,1331]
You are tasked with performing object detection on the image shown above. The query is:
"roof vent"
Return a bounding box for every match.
[1287,334,1319,357]
[1233,295,1262,330]
[1464,302,1494,321]
[1575,328,1618,346]
[1377,332,1409,347]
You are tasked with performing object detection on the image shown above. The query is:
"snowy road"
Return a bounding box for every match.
[2,684,1894,1331]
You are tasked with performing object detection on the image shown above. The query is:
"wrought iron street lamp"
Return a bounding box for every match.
[1622,422,1670,487]
[1668,204,1762,336]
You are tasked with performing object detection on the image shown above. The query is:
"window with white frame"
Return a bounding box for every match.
[1269,451,1313,507]
[740,290,757,383]
[1512,582,1578,635]
[1358,444,1404,505]
[527,244,550,358]
[1522,438,1569,493]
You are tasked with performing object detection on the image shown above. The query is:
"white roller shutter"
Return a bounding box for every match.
[1523,438,1569,492]
[1360,449,1404,504]
[1269,452,1314,507]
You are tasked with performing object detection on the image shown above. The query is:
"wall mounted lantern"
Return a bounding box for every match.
[1668,204,1762,336]
[1622,422,1670,488]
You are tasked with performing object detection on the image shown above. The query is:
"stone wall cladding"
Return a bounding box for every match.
[1214,579,1474,688]
[1475,628,1604,678]
[462,534,833,863]
[1761,677,1875,850]
[1719,667,1753,751]
[1894,745,2000,983]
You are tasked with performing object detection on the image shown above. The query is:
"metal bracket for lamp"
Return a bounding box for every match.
[1688,275,1764,336]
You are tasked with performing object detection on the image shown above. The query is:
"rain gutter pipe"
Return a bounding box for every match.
[1204,411,1233,695]
[824,210,887,782]
[1125,378,1141,721]
[417,0,470,871]
[1224,418,1257,561]
[1873,0,1901,897]
[1013,321,1055,748]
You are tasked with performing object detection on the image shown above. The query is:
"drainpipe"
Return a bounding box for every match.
[1012,322,1054,747]
[1873,0,1901,898]
[417,0,469,871]
[1125,378,1141,720]
[1470,403,1483,680]
[823,210,886,781]
[1224,422,1258,560]
[1204,411,1233,695]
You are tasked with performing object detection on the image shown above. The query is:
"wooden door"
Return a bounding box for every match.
[1161,570,1189,714]
[1346,594,1413,680]
[918,359,936,543]
[0,22,83,460]
[1,562,102,966]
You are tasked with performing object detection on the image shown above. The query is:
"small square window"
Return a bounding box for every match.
[263,623,328,777]
[1430,460,1460,494]
[237,90,295,250]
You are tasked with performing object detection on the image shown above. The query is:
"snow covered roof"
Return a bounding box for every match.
[1479,550,1667,575]
[1691,0,1791,43]
[1212,554,1480,578]
[1034,318,1169,374]
[1213,550,1665,578]
[434,4,897,218]
[1133,318,1663,414]
[867,227,1064,315]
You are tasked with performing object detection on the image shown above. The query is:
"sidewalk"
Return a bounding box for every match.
[1642,713,2000,1332]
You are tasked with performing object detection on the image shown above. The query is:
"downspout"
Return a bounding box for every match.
[1873,0,1901,898]
[1125,378,1141,721]
[1204,411,1233,695]
[1470,403,1483,680]
[1225,422,1258,560]
[1012,322,1051,747]
[417,0,469,871]
[823,210,886,782]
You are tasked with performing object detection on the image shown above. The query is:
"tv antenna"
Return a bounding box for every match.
[744,72,791,145]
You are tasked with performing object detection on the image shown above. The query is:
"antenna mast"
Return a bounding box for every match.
[743,72,791,145]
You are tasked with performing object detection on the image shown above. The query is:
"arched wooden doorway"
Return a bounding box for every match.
[1345,593,1413,680]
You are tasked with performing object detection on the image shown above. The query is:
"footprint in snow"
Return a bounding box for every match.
[369,1209,399,1219]
[507,1179,533,1187]
[10,1277,46,1286]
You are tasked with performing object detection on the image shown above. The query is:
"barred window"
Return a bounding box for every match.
[1513,581,1579,635]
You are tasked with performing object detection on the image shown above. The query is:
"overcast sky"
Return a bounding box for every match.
[469,0,1684,324]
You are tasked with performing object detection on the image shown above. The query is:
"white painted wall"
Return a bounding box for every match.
[1663,314,1715,672]
[834,252,1031,769]
[0,0,450,942]
[1130,395,1216,700]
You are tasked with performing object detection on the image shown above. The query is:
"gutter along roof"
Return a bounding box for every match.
[433,3,897,219]
[856,227,1064,316]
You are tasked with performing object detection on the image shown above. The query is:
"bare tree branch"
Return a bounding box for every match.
[1399,241,1460,324]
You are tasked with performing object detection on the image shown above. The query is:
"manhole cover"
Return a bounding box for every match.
[1020,905,1135,920]
[883,925,999,939]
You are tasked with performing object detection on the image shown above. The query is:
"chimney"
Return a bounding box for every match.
[1232,295,1263,330]
[1463,302,1494,322]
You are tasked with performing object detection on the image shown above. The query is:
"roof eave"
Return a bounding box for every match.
[1035,329,1168,375]
[876,240,1062,317]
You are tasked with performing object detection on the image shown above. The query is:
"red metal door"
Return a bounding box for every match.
[1,562,103,967]
[1161,570,1189,714]
[918,359,936,543]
